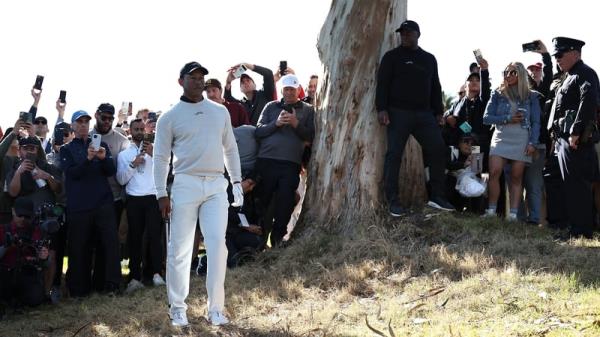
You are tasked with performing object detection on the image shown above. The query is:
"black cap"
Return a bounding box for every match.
[204,78,222,90]
[552,37,585,56]
[97,103,115,115]
[34,116,47,124]
[395,20,420,34]
[466,72,480,81]
[55,121,71,130]
[18,136,39,147]
[179,61,209,78]
[14,197,34,217]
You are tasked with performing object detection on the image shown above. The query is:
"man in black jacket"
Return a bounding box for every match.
[376,20,454,216]
[59,110,120,296]
[224,63,276,125]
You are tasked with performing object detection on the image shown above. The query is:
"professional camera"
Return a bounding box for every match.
[35,202,63,235]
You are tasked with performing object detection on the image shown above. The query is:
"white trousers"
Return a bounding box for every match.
[167,174,229,314]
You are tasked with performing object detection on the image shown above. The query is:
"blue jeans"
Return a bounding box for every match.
[518,148,545,222]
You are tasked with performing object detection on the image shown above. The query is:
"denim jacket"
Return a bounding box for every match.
[483,89,541,145]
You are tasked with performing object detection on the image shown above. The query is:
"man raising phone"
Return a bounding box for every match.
[153,61,243,327]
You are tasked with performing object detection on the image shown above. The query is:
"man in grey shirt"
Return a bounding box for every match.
[254,74,315,247]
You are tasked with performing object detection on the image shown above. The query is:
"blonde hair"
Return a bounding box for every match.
[499,62,531,103]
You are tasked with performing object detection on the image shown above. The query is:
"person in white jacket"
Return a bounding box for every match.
[153,61,243,327]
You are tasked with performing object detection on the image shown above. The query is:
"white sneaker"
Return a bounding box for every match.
[152,273,166,286]
[208,311,229,326]
[481,209,496,218]
[507,213,518,221]
[170,311,189,327]
[125,279,144,294]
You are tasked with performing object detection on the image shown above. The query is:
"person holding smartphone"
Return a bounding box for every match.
[482,62,541,220]
[153,61,243,327]
[59,110,121,297]
[224,62,276,125]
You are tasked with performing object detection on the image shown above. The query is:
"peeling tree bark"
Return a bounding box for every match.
[301,0,425,228]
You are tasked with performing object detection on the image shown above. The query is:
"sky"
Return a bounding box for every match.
[0,0,597,131]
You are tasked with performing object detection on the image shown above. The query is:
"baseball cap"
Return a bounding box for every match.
[18,136,39,147]
[71,110,92,123]
[204,78,222,90]
[97,103,115,115]
[14,197,34,217]
[527,62,543,70]
[240,73,254,82]
[395,20,420,34]
[180,61,209,78]
[281,74,300,89]
[466,72,480,81]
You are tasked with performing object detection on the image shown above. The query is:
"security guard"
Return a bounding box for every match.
[545,37,600,238]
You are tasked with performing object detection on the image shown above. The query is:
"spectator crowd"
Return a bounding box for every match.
[1,20,600,325]
[0,62,317,316]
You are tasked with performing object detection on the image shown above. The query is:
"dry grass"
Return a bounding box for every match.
[3,210,600,337]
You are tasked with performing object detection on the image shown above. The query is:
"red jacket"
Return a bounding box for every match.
[224,101,250,127]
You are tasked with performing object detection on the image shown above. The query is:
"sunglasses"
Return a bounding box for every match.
[100,115,115,122]
[458,91,466,95]
[503,70,518,77]
[554,52,564,59]
[17,214,31,219]
[21,145,38,151]
[34,120,47,125]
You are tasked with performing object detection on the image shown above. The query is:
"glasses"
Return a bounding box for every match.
[503,70,518,77]
[100,115,115,122]
[21,145,38,151]
[458,91,466,95]
[34,120,47,125]
[16,214,31,219]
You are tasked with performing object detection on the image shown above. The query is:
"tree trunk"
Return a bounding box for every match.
[302,0,424,228]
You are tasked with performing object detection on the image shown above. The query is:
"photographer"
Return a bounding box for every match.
[0,198,49,308]
[116,119,165,293]
[6,136,61,300]
[254,74,315,248]
[224,62,276,125]
[59,110,120,297]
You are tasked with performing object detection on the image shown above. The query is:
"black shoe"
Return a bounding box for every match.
[427,197,455,211]
[389,202,405,217]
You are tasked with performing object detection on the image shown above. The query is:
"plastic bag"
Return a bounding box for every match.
[455,170,486,197]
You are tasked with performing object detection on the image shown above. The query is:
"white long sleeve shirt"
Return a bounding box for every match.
[116,143,157,196]
[153,98,242,199]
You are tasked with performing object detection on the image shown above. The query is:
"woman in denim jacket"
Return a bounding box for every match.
[482,62,541,220]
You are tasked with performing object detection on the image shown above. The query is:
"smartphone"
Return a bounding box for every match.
[25,152,37,163]
[33,75,44,91]
[522,41,540,52]
[472,49,483,63]
[19,111,33,124]
[279,61,287,75]
[238,213,250,227]
[143,133,155,144]
[53,127,66,146]
[91,134,102,151]
[59,90,67,104]
[128,102,133,115]
[120,101,129,115]
[282,104,293,113]
[233,65,247,79]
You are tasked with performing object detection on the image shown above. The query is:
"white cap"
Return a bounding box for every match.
[280,74,300,89]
